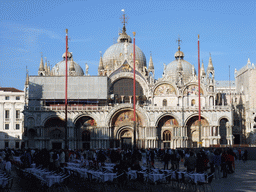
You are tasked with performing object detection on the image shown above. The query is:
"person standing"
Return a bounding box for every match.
[184,151,196,172]
[213,150,221,180]
[149,150,155,168]
[163,150,170,170]
[5,157,11,175]
[243,149,248,163]
[221,150,228,178]
[60,150,66,167]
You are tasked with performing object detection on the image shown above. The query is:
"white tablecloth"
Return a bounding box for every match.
[101,173,116,182]
[44,175,63,187]
[189,173,206,184]
[0,177,8,187]
[104,163,116,167]
[102,166,114,172]
[127,170,137,180]
[149,173,165,182]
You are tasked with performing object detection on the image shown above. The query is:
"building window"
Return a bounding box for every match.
[191,99,195,106]
[5,96,9,100]
[163,99,167,107]
[5,124,9,130]
[16,96,20,100]
[16,110,20,119]
[15,142,20,149]
[5,141,9,148]
[163,130,171,141]
[5,110,9,119]
[16,124,20,130]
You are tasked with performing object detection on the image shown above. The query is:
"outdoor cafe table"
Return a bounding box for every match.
[25,168,64,187]
[0,175,8,188]
[87,170,117,182]
[188,172,206,184]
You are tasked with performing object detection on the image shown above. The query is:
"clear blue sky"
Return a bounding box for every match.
[1,0,256,90]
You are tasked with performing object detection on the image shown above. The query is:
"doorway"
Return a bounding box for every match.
[121,138,132,150]
[234,134,240,144]
[52,142,62,149]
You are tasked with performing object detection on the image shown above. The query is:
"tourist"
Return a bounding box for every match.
[60,149,66,167]
[221,149,228,178]
[184,151,196,172]
[163,149,170,170]
[213,149,221,180]
[5,157,11,175]
[243,149,248,163]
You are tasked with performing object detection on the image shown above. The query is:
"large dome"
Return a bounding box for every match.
[52,54,84,76]
[102,42,146,69]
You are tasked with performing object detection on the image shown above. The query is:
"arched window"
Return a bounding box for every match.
[163,99,167,107]
[191,99,195,106]
[163,130,171,141]
[82,131,90,141]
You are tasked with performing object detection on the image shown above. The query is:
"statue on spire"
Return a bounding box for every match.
[120,9,128,33]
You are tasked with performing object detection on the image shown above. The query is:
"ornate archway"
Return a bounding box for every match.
[157,115,178,149]
[75,116,97,149]
[219,118,229,144]
[186,116,209,148]
[110,109,144,148]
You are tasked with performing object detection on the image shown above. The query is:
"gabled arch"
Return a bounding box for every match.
[106,104,149,127]
[153,82,177,96]
[182,83,206,96]
[155,113,180,127]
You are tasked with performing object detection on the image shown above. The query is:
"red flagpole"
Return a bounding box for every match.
[198,34,201,147]
[65,29,68,150]
[133,32,136,149]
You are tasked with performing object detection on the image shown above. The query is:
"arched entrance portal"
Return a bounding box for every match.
[157,115,178,149]
[120,129,133,150]
[186,116,209,148]
[75,116,97,150]
[27,129,37,148]
[44,117,65,149]
[219,118,229,144]
[111,109,144,149]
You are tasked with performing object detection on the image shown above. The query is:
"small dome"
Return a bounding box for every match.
[174,46,184,59]
[174,50,184,59]
[166,59,196,81]
[62,51,72,59]
[52,60,84,76]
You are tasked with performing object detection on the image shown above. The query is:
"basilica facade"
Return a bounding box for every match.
[23,21,234,150]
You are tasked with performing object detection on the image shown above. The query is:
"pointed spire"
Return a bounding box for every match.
[98,53,104,70]
[25,67,29,86]
[117,10,131,43]
[201,60,206,76]
[69,56,75,71]
[39,56,44,71]
[207,53,214,71]
[148,52,154,70]
[177,57,183,71]
[44,58,48,74]
[247,58,251,65]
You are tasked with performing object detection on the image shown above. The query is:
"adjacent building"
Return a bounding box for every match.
[0,87,25,149]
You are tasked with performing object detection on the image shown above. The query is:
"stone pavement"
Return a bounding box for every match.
[9,159,256,192]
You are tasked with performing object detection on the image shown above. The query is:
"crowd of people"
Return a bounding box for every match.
[0,147,249,180]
